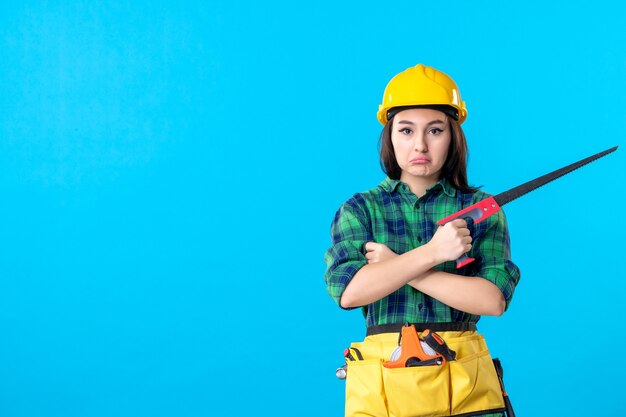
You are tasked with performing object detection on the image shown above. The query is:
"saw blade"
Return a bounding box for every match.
[493,146,618,207]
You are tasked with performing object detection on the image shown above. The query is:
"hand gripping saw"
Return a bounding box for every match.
[437,146,618,268]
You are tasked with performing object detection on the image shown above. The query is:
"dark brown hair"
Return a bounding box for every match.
[378,116,478,194]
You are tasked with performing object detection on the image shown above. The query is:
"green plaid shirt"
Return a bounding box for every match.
[324,177,520,327]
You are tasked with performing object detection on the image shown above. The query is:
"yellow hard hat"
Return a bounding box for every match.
[377,64,467,125]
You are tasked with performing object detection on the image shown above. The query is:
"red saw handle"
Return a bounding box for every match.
[436,196,502,268]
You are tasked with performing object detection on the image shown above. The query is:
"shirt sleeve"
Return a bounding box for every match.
[323,196,372,309]
[472,209,521,311]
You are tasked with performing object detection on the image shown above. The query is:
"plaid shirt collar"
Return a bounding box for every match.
[380,177,457,198]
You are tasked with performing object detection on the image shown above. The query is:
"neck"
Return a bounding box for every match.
[400,173,440,197]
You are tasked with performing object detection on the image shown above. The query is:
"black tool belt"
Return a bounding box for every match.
[366,322,476,336]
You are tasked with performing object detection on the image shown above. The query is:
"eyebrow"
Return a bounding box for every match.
[397,119,447,126]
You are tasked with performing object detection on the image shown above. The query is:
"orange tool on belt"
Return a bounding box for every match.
[383,324,455,368]
[422,329,456,362]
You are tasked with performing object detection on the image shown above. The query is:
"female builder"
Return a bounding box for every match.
[324,64,521,417]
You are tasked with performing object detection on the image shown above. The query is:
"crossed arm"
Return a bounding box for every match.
[339,219,506,316]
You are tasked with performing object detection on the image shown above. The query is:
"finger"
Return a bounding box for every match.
[451,219,467,228]
[462,236,472,244]
[464,244,472,252]
[365,242,378,252]
[459,227,471,236]
[366,253,377,263]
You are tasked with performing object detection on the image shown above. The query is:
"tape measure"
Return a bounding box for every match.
[389,341,436,362]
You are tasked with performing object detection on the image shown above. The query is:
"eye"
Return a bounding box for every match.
[398,127,413,135]
[428,128,444,135]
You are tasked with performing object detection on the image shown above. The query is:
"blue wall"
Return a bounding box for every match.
[1,1,624,416]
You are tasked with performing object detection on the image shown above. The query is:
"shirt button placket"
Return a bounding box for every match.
[415,201,422,243]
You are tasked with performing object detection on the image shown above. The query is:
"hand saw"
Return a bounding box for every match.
[437,145,618,268]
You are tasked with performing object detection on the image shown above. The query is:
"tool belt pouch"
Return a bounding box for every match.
[345,333,505,417]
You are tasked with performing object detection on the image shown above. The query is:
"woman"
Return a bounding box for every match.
[324,64,520,417]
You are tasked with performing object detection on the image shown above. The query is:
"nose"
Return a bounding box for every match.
[413,133,428,152]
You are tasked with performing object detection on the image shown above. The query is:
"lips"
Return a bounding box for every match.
[409,157,430,164]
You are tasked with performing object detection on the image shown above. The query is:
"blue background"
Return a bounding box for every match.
[1,1,624,416]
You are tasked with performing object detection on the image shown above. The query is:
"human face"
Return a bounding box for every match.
[391,108,451,185]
